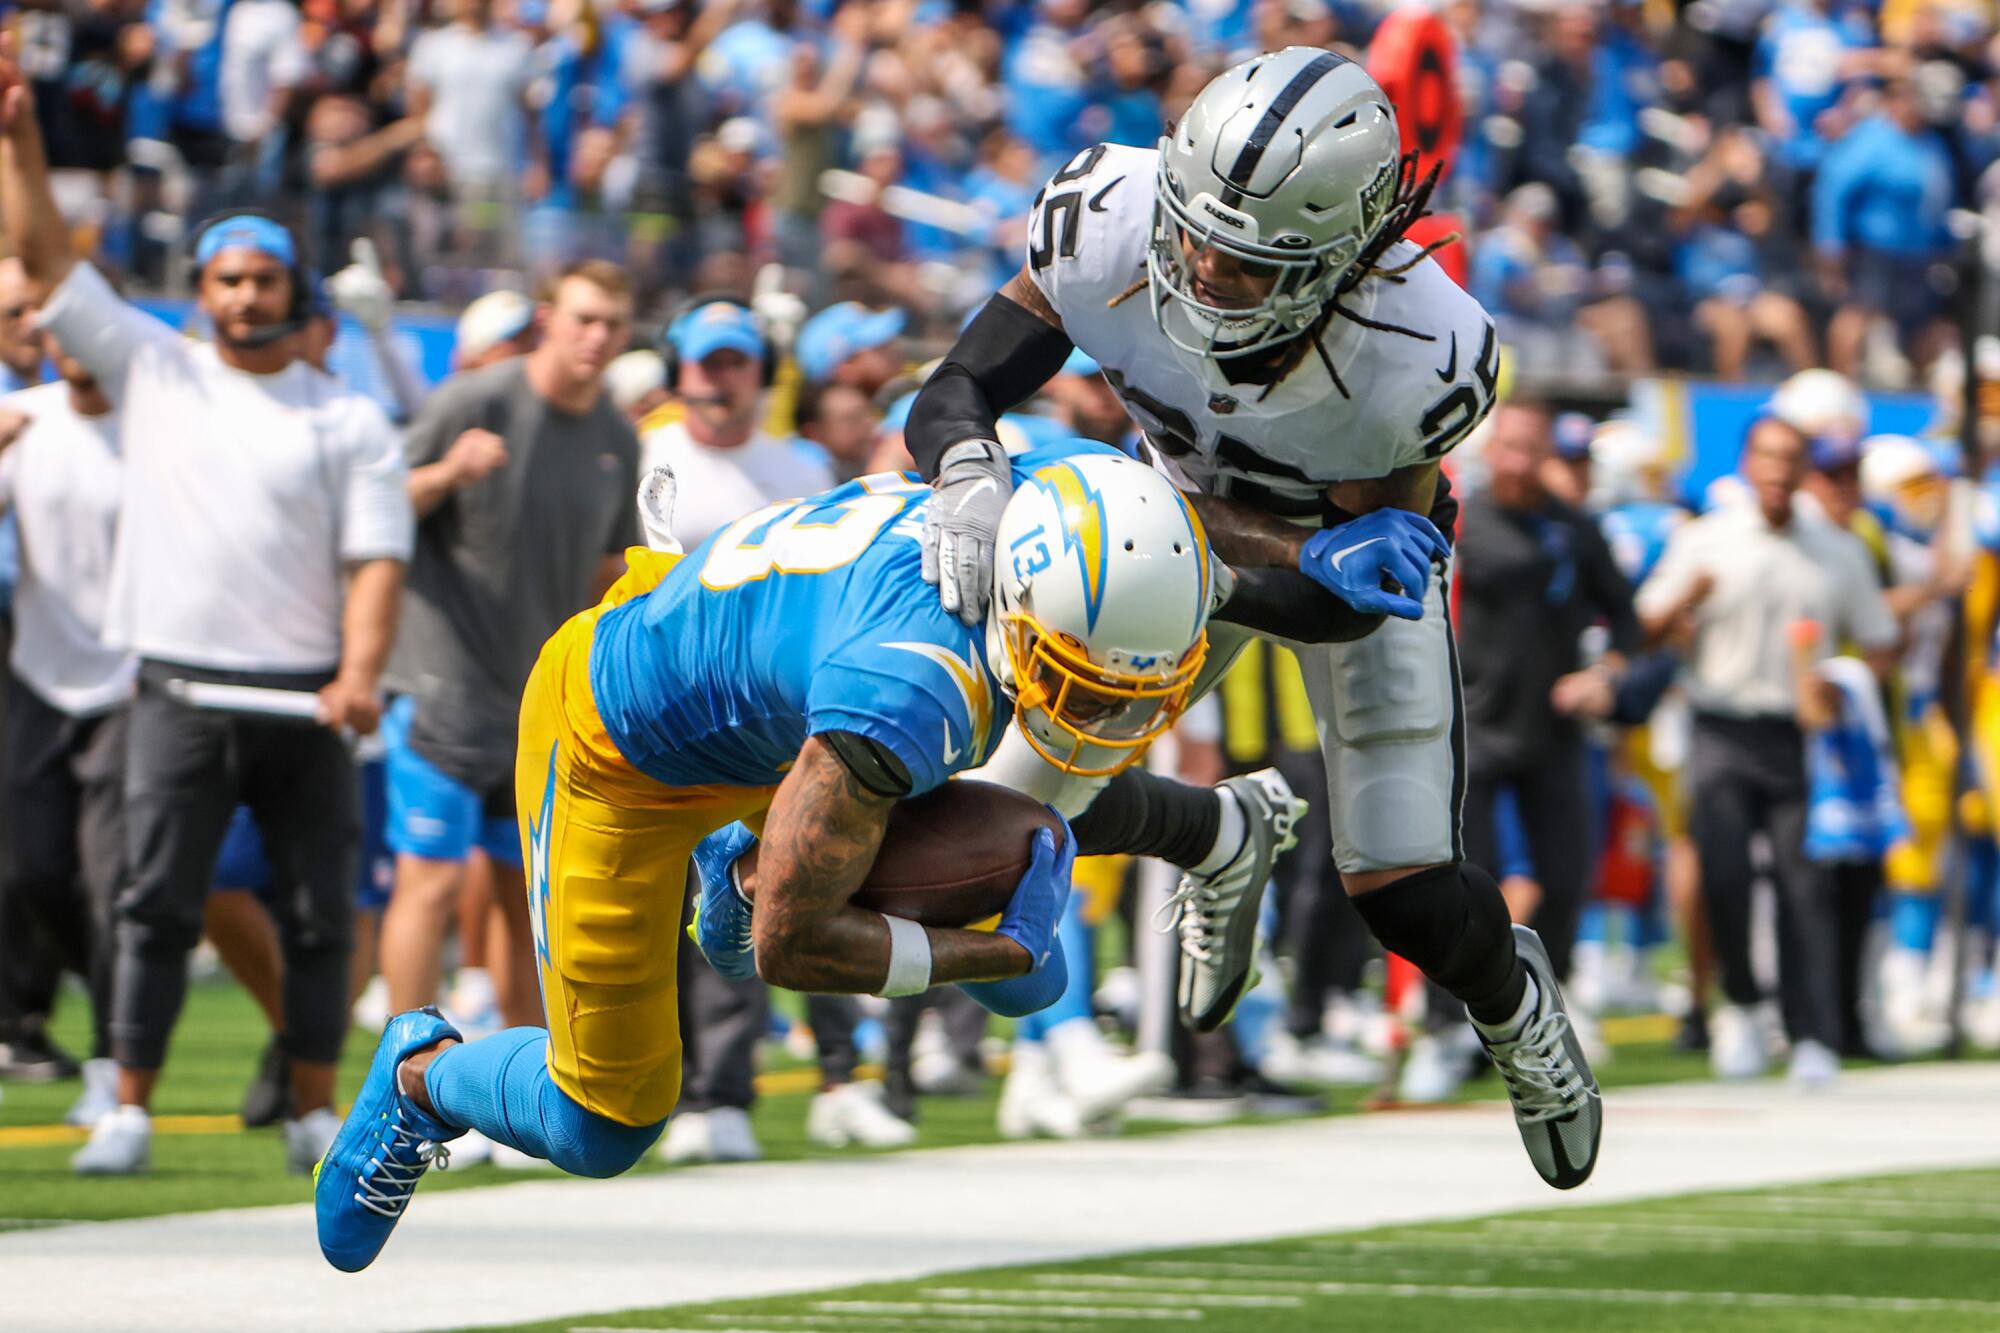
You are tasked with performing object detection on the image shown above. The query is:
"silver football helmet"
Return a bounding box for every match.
[1149,47,1404,359]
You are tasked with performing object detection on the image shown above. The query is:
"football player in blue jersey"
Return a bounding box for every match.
[314,443,1215,1272]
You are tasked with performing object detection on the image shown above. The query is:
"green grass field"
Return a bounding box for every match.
[458,1167,2000,1333]
[0,977,1719,1226]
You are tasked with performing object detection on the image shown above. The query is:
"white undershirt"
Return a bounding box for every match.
[38,263,414,673]
[0,382,135,715]
[637,420,835,549]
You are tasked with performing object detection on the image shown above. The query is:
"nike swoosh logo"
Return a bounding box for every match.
[1328,536,1386,572]
[953,477,998,515]
[1435,332,1458,384]
[1088,178,1124,212]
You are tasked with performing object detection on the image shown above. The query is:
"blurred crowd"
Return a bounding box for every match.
[5,0,2000,384]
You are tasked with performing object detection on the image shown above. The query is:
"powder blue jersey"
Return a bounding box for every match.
[590,440,1120,796]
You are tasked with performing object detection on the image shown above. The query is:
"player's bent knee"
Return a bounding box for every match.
[542,1083,667,1178]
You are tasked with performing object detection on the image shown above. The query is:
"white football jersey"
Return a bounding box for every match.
[1025,143,1498,515]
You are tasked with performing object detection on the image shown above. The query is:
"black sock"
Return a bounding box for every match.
[1071,768,1222,868]
[1349,861,1526,1025]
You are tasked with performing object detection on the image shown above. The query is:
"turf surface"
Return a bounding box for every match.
[459,1167,2000,1333]
[0,978,1720,1225]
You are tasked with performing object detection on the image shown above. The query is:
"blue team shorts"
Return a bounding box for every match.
[382,695,522,867]
[212,756,395,911]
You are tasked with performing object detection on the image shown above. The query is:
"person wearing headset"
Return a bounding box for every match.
[638,296,835,550]
[1,44,414,1179]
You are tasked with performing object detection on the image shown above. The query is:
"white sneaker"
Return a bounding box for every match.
[912,1049,984,1095]
[1046,1021,1174,1125]
[1879,946,1947,1056]
[72,1104,151,1175]
[449,1130,497,1166]
[1787,1038,1839,1091]
[445,967,502,1039]
[284,1106,344,1175]
[660,1111,714,1164]
[808,1082,917,1149]
[1710,1002,1770,1080]
[65,1058,120,1128]
[704,1106,761,1161]
[351,975,391,1034]
[1964,981,2000,1053]
[1260,1030,1383,1088]
[996,1044,1084,1140]
[1158,769,1306,1033]
[1398,1030,1471,1104]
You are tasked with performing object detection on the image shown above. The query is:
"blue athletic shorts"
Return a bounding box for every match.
[382,696,522,866]
[212,757,394,911]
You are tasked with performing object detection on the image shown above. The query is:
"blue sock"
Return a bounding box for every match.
[1019,895,1094,1043]
[424,1027,665,1178]
[1888,891,1940,953]
[1578,902,1608,946]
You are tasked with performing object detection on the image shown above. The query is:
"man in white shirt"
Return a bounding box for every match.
[406,0,537,196]
[1637,416,1898,1086]
[640,298,832,549]
[0,325,132,1128]
[1,56,413,1176]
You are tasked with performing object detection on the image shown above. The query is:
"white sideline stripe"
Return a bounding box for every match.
[679,1318,1039,1331]
[1494,1219,2000,1249]
[813,1301,1198,1321]
[1022,1271,2000,1313]
[5,1063,2000,1333]
[1598,1209,2000,1233]
[1263,1242,1578,1269]
[1113,1262,1504,1282]
[1705,1195,2000,1221]
[924,1286,1302,1308]
[1305,1233,1725,1255]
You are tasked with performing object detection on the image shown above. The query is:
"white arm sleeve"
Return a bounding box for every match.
[337,396,415,563]
[35,263,187,405]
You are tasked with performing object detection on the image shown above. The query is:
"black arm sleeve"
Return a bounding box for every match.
[1217,566,1388,644]
[1577,515,1643,658]
[905,291,1075,480]
[821,730,914,799]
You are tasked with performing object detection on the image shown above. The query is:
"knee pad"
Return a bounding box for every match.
[1300,580,1458,872]
[541,1086,666,1179]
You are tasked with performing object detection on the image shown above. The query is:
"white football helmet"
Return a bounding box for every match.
[987,453,1212,777]
[1860,434,1951,539]
[1769,369,1866,446]
[1150,46,1404,359]
[1589,419,1671,507]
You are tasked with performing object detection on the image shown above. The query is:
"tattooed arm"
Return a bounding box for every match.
[750,734,1034,993]
[1189,460,1445,569]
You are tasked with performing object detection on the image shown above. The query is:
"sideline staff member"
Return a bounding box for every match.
[0,51,412,1177]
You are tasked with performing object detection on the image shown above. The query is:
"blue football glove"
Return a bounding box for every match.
[994,818,1075,969]
[688,822,759,981]
[1297,508,1451,620]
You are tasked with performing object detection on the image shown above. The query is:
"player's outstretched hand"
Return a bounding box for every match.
[689,822,760,981]
[1297,508,1451,620]
[993,816,1075,971]
[921,438,1012,626]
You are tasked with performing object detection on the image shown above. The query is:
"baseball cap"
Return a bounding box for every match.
[665,300,767,365]
[456,290,535,361]
[195,214,297,269]
[1807,430,1865,473]
[796,303,906,382]
[1553,411,1594,461]
[605,349,667,413]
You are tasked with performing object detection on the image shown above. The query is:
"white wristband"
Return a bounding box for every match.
[878,914,933,998]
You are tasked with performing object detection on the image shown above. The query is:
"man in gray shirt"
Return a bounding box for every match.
[379,260,639,1040]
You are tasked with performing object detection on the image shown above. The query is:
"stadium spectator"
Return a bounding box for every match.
[770,8,868,286]
[1752,0,1869,201]
[376,260,639,1114]
[217,0,309,204]
[1813,77,1959,379]
[0,258,42,392]
[0,317,129,1125]
[5,70,411,1177]
[794,301,905,393]
[1672,129,1818,379]
[621,0,746,289]
[1635,417,1898,1088]
[793,378,880,481]
[407,0,541,264]
[1457,402,1641,987]
[1039,350,1133,452]
[453,290,538,372]
[1470,183,1654,376]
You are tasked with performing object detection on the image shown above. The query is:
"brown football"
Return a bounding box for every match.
[850,780,1064,927]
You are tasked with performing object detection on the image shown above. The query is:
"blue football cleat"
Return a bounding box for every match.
[689,822,759,981]
[315,1007,465,1272]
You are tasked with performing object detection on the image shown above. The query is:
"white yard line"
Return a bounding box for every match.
[0,1063,1996,1333]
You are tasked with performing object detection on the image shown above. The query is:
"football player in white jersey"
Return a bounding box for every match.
[907,48,1601,1189]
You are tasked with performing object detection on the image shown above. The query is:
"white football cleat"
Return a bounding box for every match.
[72,1104,151,1176]
[996,1043,1084,1140]
[808,1082,917,1149]
[1260,1030,1383,1089]
[1787,1038,1839,1091]
[1160,768,1306,1033]
[1046,1021,1173,1124]
[1710,1002,1771,1081]
[1397,1029,1472,1104]
[65,1057,119,1128]
[704,1106,761,1161]
[350,975,391,1034]
[660,1111,713,1164]
[284,1107,344,1175]
[1474,925,1603,1191]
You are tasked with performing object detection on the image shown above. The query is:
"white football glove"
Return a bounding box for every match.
[921,438,1011,626]
[326,238,394,333]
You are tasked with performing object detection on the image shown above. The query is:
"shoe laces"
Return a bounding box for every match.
[1486,1011,1588,1124]
[353,1112,451,1219]
[1151,875,1243,962]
